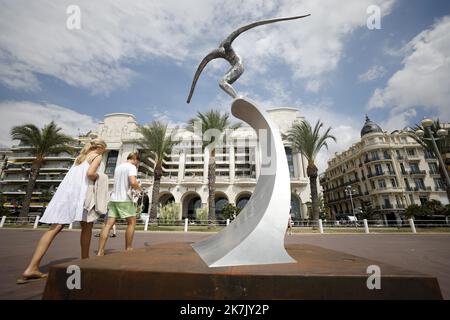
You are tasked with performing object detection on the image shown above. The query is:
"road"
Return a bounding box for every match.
[0,229,449,299]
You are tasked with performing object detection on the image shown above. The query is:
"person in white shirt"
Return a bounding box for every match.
[97,152,141,255]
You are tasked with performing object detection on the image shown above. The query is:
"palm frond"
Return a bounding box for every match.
[185,110,241,150]
[285,119,336,164]
[10,121,75,159]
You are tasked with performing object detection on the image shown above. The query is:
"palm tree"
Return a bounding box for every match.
[186,110,241,222]
[10,122,75,218]
[136,121,177,219]
[284,120,336,224]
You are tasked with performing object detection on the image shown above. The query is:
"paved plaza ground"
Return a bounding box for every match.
[0,229,449,299]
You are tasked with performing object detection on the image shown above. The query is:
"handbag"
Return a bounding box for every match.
[127,188,144,216]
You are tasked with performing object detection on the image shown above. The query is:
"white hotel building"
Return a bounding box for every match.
[1,109,312,220]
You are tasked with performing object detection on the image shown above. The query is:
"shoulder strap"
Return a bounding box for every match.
[87,153,101,164]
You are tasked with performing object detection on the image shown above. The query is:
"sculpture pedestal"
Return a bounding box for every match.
[43,242,442,300]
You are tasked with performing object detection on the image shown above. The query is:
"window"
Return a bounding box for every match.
[404,178,410,189]
[414,178,425,190]
[434,178,444,190]
[429,163,439,174]
[285,147,295,178]
[104,150,119,178]
[424,149,435,159]
[407,149,416,156]
[400,163,406,174]
[391,178,397,188]
[419,196,428,205]
[378,179,386,188]
[386,163,393,173]
[383,196,392,208]
[374,164,383,175]
[410,163,420,173]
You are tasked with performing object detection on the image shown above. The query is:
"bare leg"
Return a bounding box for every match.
[112,224,116,236]
[22,224,64,279]
[80,221,93,259]
[97,218,116,256]
[219,62,244,98]
[125,216,136,251]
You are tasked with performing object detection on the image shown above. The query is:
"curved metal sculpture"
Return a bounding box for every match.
[188,15,310,267]
[186,14,310,103]
[192,98,294,267]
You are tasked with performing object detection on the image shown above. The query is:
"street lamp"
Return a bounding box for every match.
[417,118,450,201]
[345,185,357,218]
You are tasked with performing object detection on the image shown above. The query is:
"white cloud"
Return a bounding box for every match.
[0,101,98,147]
[380,107,417,133]
[0,0,395,95]
[358,65,387,82]
[369,16,450,118]
[305,79,321,93]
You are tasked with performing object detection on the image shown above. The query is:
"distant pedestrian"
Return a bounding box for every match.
[287,215,293,235]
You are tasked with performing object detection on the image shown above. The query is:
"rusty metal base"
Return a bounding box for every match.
[42,242,442,299]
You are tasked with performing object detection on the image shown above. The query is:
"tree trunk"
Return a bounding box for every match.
[208,150,216,225]
[307,162,319,227]
[149,165,162,220]
[309,175,319,222]
[20,160,42,219]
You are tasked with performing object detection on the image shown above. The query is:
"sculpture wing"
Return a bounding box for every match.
[221,14,311,48]
[186,49,223,104]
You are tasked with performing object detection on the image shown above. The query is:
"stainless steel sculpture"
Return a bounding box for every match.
[186,15,310,103]
[188,15,310,267]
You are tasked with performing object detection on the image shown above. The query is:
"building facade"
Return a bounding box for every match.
[0,136,90,215]
[320,117,449,221]
[1,109,311,220]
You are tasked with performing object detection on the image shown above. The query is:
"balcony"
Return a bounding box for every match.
[374,204,405,210]
[234,175,257,186]
[410,170,426,176]
[367,172,385,179]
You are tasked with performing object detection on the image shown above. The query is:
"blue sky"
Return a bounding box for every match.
[0,0,449,171]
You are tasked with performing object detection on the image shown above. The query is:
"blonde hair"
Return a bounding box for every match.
[75,138,107,165]
[127,152,140,161]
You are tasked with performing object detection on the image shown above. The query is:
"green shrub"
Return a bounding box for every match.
[221,203,241,220]
[195,206,208,222]
[159,202,180,224]
[405,204,424,218]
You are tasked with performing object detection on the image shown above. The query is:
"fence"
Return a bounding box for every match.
[0,215,449,233]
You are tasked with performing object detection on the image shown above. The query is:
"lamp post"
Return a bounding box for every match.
[345,185,357,218]
[415,118,450,201]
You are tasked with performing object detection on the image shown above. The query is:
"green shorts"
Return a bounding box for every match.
[107,201,137,219]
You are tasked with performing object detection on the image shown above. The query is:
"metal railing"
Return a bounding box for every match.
[1,215,449,234]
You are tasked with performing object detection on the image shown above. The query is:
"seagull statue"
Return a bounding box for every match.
[186,14,311,103]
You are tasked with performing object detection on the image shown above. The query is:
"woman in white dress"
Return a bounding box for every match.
[17,139,107,284]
